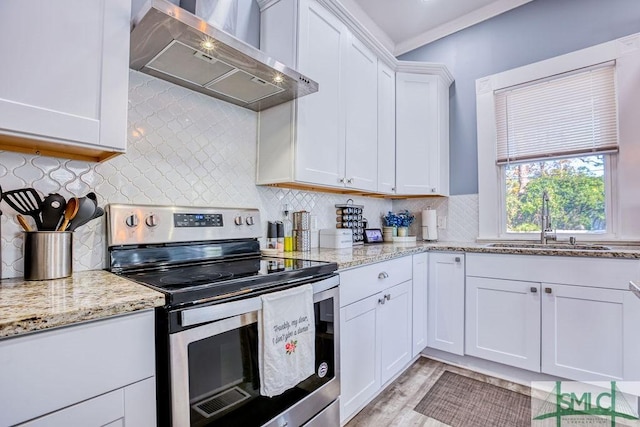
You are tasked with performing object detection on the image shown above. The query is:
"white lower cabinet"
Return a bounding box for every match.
[379,281,412,384]
[427,252,465,355]
[541,283,640,381]
[465,277,541,372]
[339,256,413,423]
[340,293,380,421]
[0,311,157,427]
[465,253,640,381]
[18,378,155,427]
[412,253,428,356]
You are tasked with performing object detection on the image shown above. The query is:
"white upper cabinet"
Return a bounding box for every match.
[258,1,452,196]
[377,61,396,194]
[0,0,130,162]
[344,34,378,192]
[295,0,348,187]
[395,71,451,196]
[258,0,378,191]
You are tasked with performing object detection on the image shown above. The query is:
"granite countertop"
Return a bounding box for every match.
[282,241,640,270]
[4,241,640,339]
[0,270,165,339]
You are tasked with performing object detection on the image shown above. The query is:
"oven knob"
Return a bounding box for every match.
[234,216,244,226]
[145,214,158,228]
[246,216,255,226]
[125,214,139,228]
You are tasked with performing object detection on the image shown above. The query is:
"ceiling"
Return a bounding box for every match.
[340,0,534,56]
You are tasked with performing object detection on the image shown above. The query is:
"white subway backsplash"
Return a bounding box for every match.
[0,71,479,278]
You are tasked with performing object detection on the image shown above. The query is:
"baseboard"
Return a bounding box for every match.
[419,348,564,387]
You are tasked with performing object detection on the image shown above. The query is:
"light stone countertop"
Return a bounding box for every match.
[4,241,640,339]
[281,241,640,270]
[0,270,165,339]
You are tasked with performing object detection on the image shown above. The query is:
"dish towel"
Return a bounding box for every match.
[259,284,315,397]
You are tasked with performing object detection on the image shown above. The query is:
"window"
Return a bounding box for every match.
[496,64,617,236]
[504,155,606,233]
[475,33,640,241]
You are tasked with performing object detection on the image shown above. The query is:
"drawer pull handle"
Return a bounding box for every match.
[530,287,537,293]
[378,272,389,279]
[378,297,386,305]
[545,287,553,294]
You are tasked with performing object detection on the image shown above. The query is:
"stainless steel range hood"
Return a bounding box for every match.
[130,0,318,111]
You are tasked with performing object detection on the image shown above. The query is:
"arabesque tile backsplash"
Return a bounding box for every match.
[0,71,477,278]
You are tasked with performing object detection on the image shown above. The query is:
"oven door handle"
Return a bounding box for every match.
[181,274,339,327]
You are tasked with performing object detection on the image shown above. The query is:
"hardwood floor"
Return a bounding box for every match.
[345,357,531,427]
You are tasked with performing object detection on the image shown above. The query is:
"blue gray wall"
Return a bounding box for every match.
[400,0,640,195]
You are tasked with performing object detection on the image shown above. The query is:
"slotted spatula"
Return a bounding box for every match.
[2,188,43,230]
[40,193,67,231]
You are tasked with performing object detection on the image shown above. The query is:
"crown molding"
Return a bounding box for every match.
[316,0,396,68]
[256,0,276,11]
[396,60,454,86]
[394,0,534,56]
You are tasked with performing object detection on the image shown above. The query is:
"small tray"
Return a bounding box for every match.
[392,236,417,243]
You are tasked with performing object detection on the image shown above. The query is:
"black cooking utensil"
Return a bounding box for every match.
[66,196,96,231]
[2,188,43,229]
[40,193,67,231]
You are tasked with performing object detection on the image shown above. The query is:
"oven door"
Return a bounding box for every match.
[168,277,340,427]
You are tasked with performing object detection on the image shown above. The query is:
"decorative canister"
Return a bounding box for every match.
[293,211,310,231]
[23,231,73,280]
[294,229,311,251]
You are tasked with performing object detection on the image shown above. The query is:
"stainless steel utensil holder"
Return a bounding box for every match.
[23,231,72,280]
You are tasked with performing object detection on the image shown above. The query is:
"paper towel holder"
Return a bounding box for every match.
[422,209,438,241]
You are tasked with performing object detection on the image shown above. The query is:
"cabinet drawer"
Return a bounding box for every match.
[466,253,639,290]
[18,389,124,427]
[340,256,412,307]
[0,310,155,426]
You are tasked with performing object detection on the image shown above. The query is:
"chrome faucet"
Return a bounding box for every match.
[540,191,557,244]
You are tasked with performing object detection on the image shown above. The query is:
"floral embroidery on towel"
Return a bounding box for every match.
[285,340,298,354]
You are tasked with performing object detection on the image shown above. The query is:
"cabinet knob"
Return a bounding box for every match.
[378,272,389,279]
[339,178,345,183]
[530,287,537,293]
[454,257,461,263]
[384,294,391,301]
[545,287,553,294]
[378,297,386,305]
[431,188,436,193]
[346,178,354,184]
[391,187,396,192]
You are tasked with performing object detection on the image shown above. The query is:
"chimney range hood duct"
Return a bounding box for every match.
[130,0,318,112]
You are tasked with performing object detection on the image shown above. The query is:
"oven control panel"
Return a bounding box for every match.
[106,204,262,246]
[174,213,223,228]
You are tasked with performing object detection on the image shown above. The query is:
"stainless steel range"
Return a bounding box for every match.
[106,204,340,427]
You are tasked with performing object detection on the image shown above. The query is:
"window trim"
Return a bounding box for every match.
[476,32,640,242]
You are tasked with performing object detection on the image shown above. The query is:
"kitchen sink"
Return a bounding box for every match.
[485,242,611,250]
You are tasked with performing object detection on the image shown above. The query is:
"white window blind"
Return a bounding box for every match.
[495,63,618,165]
